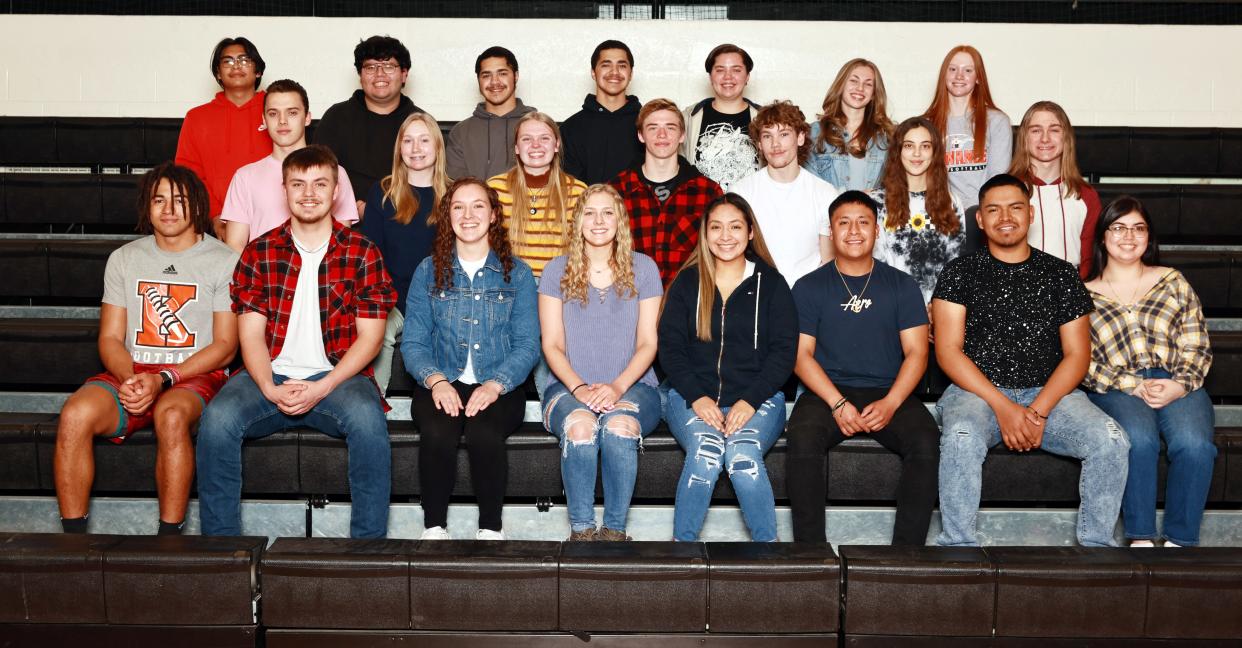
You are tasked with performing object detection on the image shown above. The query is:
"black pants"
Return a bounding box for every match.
[412,381,525,531]
[785,386,939,545]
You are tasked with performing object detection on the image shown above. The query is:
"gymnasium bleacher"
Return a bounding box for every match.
[3,98,1242,648]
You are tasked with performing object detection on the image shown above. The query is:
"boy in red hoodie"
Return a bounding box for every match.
[175,37,273,238]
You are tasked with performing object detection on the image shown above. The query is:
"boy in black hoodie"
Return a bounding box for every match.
[561,40,644,185]
[785,191,940,545]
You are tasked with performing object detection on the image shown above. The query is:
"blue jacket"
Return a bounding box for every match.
[401,250,540,394]
[806,121,888,191]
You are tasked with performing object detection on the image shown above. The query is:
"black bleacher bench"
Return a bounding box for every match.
[5,534,1241,646]
[2,408,1240,507]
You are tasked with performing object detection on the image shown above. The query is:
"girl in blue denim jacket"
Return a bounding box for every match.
[806,59,893,192]
[402,177,540,541]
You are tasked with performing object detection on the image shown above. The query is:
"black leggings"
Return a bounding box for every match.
[785,386,940,545]
[412,381,525,531]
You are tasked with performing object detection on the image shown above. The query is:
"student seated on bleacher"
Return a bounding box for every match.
[785,191,939,545]
[539,184,663,542]
[55,163,239,535]
[176,37,273,239]
[196,146,396,539]
[1009,100,1101,279]
[220,79,358,253]
[933,174,1129,547]
[659,193,796,543]
[402,178,540,541]
[1082,196,1216,548]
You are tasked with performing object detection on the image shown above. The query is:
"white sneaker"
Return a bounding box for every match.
[476,528,506,541]
[420,526,449,540]
[1129,540,1155,548]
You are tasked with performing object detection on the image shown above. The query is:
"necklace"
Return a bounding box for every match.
[527,186,545,216]
[1104,267,1144,312]
[836,260,875,313]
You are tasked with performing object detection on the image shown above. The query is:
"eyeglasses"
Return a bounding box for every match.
[219,55,255,68]
[361,62,401,76]
[1106,223,1149,238]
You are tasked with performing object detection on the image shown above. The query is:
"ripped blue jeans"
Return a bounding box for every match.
[543,380,661,533]
[667,388,785,542]
[936,385,1130,547]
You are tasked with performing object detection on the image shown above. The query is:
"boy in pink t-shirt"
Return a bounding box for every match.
[220,79,358,252]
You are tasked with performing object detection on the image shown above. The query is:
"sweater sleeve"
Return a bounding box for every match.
[446,124,469,181]
[984,110,1013,183]
[1170,274,1213,393]
[739,273,798,409]
[1078,183,1102,279]
[657,269,711,404]
[174,110,206,183]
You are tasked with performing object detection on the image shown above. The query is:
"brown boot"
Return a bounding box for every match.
[567,528,597,542]
[596,527,632,541]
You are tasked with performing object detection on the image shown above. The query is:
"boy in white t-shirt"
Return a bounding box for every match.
[220,78,358,252]
[731,100,839,287]
[55,163,239,535]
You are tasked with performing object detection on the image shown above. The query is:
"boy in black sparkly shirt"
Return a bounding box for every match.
[931,174,1129,547]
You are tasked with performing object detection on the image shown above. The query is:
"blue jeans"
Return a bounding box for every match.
[197,370,392,538]
[936,385,1130,547]
[667,389,785,542]
[1087,368,1216,546]
[542,381,661,533]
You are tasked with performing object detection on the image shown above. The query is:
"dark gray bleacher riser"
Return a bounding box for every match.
[3,412,1240,505]
[8,534,1240,644]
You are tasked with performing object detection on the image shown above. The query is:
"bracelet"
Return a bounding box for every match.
[167,367,182,384]
[1027,406,1048,420]
[428,378,448,390]
[571,383,587,394]
[831,397,848,412]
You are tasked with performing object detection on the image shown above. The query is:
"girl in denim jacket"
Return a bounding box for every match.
[402,178,540,541]
[807,58,893,191]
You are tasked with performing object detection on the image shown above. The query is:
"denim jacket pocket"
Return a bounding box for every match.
[484,288,516,327]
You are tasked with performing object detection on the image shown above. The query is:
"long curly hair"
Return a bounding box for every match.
[814,58,893,159]
[379,112,450,226]
[1008,100,1087,200]
[683,193,777,342]
[560,184,637,305]
[879,117,960,236]
[922,45,1002,161]
[431,178,515,292]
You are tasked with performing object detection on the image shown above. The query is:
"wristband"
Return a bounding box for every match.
[1027,406,1048,420]
[571,383,587,395]
[159,370,175,390]
[428,378,448,390]
[831,397,848,412]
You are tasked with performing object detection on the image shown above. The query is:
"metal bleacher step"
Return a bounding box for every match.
[3,496,1242,547]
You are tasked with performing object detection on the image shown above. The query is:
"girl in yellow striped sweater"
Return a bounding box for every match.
[487,112,587,277]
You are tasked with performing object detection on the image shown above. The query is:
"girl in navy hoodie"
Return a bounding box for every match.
[658,193,798,542]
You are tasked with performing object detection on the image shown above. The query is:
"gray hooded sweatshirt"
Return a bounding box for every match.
[446,99,537,181]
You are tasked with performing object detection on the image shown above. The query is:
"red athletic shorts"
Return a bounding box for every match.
[84,363,228,443]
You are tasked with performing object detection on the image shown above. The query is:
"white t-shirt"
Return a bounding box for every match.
[219,155,359,242]
[270,234,333,379]
[731,167,838,286]
[456,254,489,385]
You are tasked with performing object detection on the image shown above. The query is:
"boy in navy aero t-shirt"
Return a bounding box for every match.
[786,190,940,545]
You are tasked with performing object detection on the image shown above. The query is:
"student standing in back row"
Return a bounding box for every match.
[448,47,537,181]
[176,37,272,238]
[681,44,761,190]
[316,36,421,218]
[561,40,644,186]
[923,45,1011,210]
[807,58,893,192]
